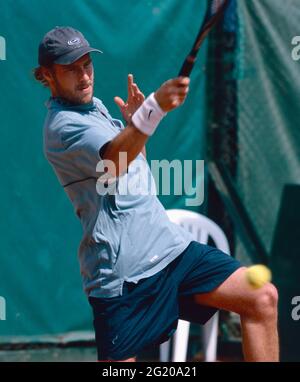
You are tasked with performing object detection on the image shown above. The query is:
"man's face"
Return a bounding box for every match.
[49,54,94,104]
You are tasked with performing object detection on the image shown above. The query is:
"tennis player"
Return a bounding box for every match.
[35,27,279,362]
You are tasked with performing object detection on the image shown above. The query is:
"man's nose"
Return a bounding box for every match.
[77,67,90,81]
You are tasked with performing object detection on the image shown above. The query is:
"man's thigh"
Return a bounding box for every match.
[177,242,242,324]
[192,267,276,317]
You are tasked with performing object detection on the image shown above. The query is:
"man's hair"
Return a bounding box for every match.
[33,65,53,87]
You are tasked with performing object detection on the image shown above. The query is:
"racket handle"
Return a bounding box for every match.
[178,56,196,77]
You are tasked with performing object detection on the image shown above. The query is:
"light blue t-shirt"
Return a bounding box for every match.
[43,96,193,298]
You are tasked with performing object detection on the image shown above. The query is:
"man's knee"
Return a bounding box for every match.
[245,283,278,320]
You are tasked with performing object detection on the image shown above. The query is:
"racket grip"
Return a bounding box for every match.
[178,56,196,77]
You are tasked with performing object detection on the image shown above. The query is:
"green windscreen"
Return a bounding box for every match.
[0,0,207,341]
[208,0,300,361]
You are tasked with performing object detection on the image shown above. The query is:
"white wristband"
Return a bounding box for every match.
[131,93,167,136]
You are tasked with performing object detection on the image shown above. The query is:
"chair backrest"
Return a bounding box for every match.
[166,209,230,255]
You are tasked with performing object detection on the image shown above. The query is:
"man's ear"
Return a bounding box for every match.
[43,67,54,85]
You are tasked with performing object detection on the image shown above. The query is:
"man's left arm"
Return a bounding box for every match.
[114,73,146,159]
[114,74,147,159]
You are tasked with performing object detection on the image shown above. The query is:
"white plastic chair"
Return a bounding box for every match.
[159,209,231,362]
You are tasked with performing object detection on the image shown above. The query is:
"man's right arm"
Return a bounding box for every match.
[101,77,190,177]
[100,123,148,176]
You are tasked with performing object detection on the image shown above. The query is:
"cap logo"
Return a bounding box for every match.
[67,38,81,46]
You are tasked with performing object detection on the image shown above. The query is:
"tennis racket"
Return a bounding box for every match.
[178,0,230,77]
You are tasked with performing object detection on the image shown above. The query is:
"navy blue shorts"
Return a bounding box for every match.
[88,241,241,361]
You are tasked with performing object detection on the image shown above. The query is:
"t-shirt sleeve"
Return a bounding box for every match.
[60,120,114,178]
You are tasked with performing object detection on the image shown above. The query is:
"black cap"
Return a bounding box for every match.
[38,26,102,66]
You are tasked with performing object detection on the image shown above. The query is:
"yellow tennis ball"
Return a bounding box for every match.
[246,265,272,289]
